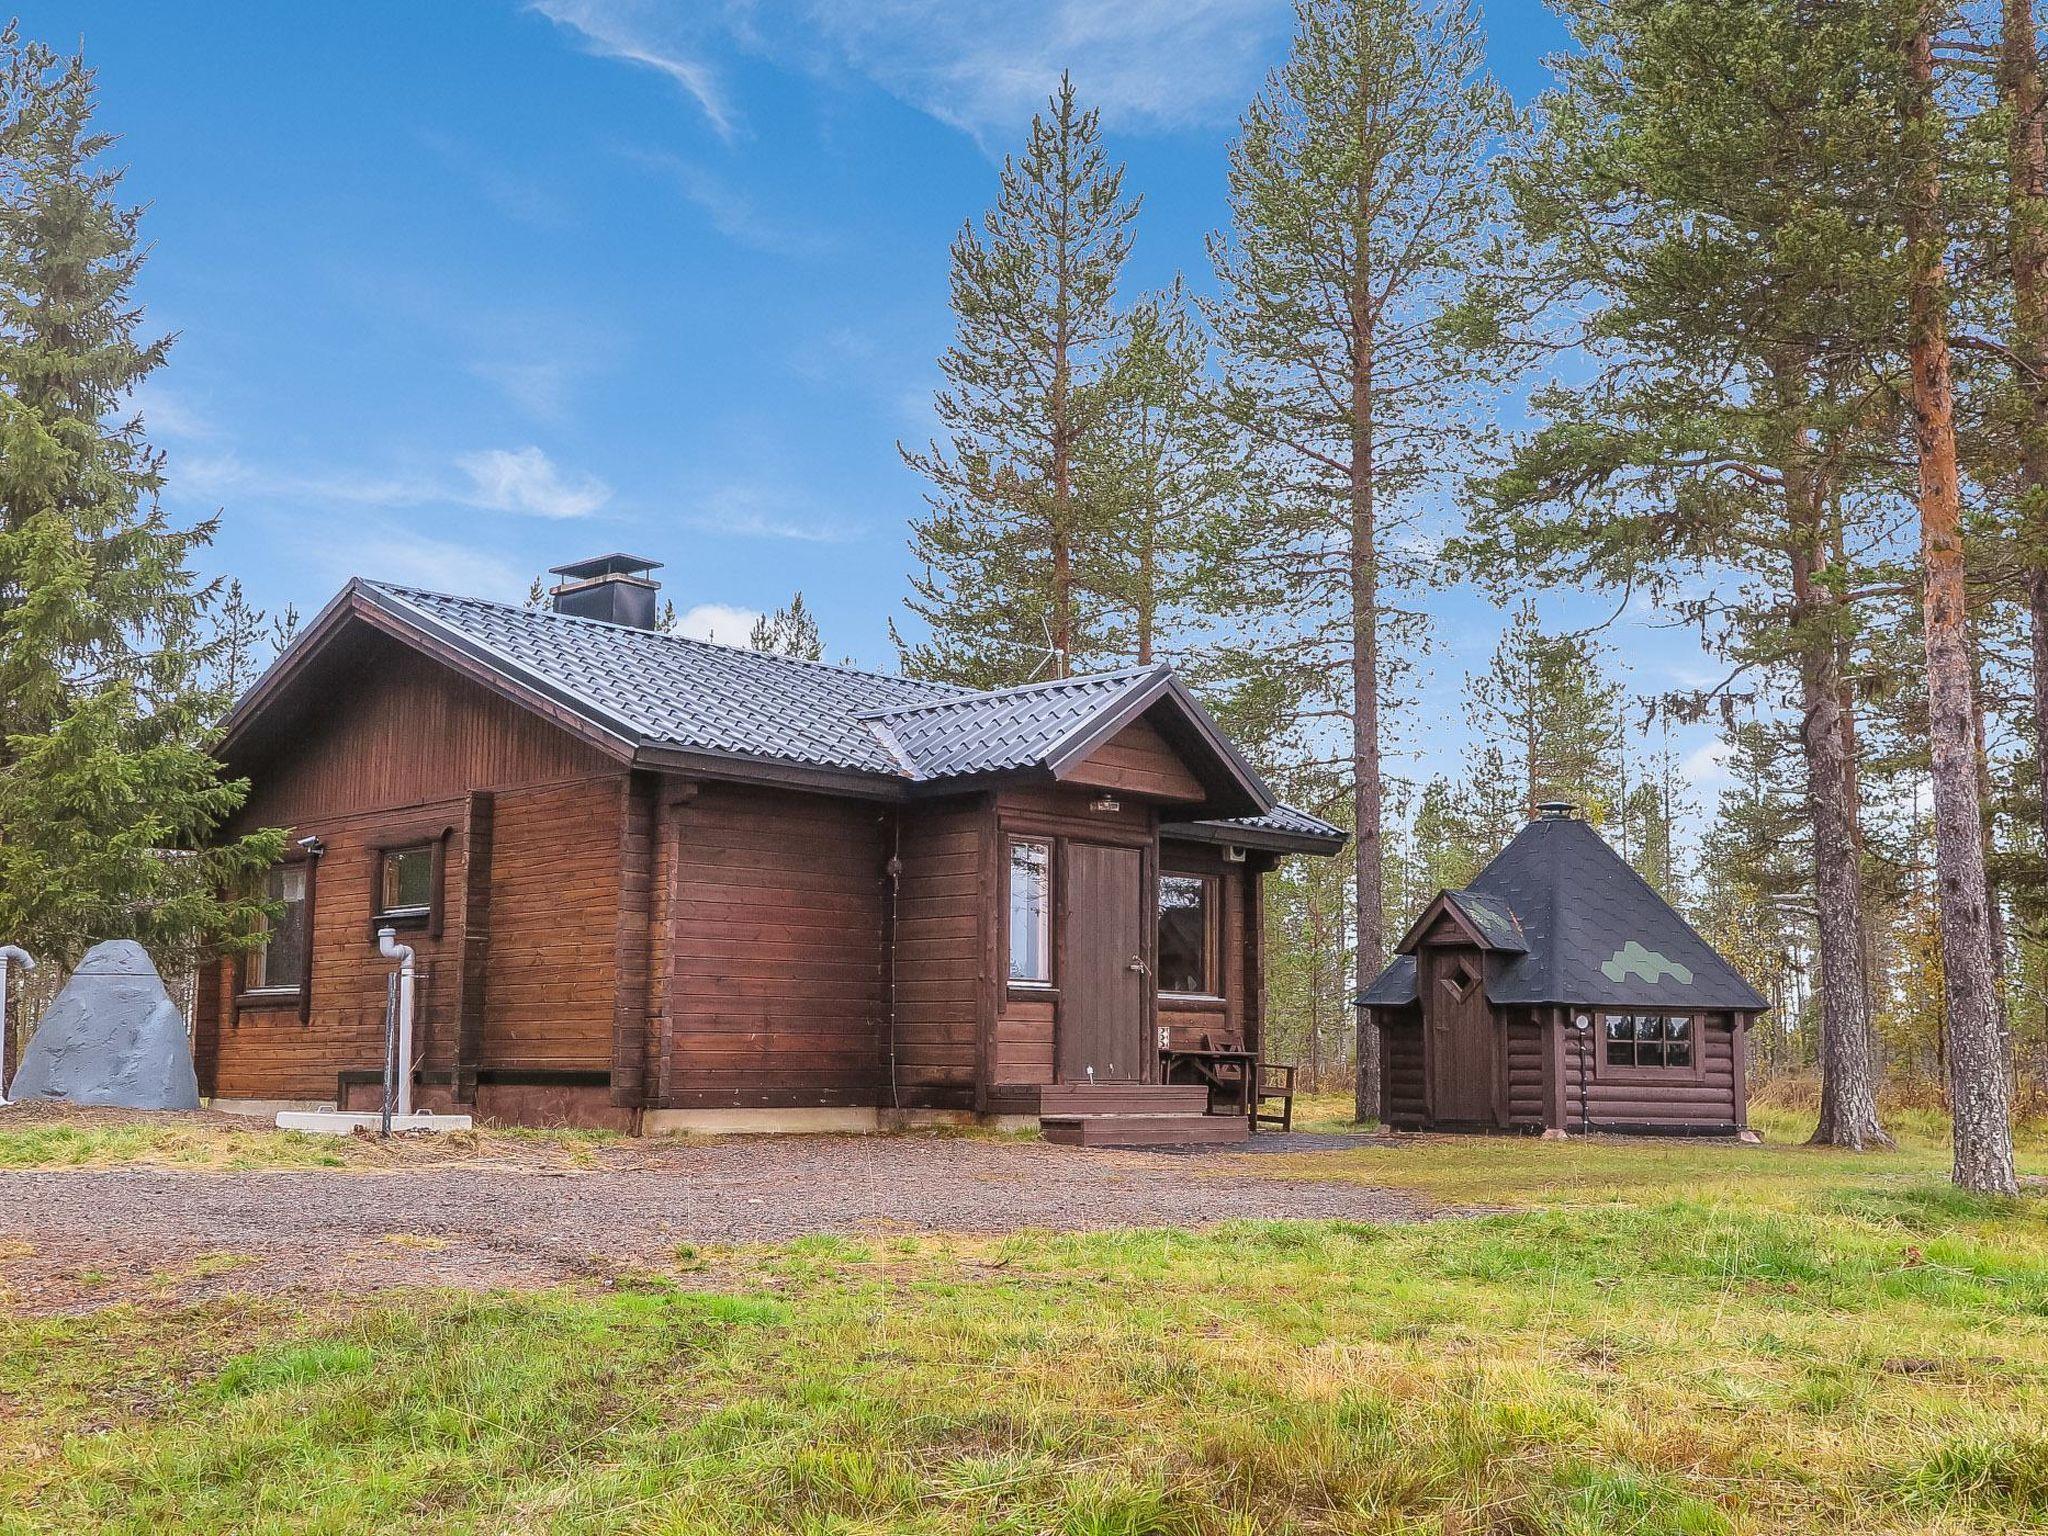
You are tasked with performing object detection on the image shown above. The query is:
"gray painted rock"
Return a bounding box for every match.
[8,940,199,1110]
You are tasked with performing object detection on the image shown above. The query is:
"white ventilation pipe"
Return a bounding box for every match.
[377,927,416,1120]
[0,946,35,1106]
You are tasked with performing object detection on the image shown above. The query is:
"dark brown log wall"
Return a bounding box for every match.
[1505,1014,1545,1129]
[1559,1012,1742,1131]
[890,795,988,1109]
[658,782,890,1108]
[204,643,634,1109]
[1380,1014,1426,1125]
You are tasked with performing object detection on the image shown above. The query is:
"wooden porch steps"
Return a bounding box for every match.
[1038,1083,1250,1149]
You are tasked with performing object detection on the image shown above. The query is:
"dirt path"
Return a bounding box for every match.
[0,1134,1437,1313]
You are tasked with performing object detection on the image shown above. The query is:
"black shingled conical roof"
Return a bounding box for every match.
[1360,814,1767,1012]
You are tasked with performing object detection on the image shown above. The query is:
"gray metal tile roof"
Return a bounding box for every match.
[342,582,1334,843]
[1165,803,1349,853]
[370,582,965,775]
[860,666,1163,780]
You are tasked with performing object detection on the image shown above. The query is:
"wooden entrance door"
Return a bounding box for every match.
[1058,842,1148,1082]
[1423,946,1495,1124]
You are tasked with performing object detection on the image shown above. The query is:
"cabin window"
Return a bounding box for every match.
[376,844,435,921]
[1157,874,1215,996]
[1008,839,1052,985]
[249,864,309,992]
[1603,1013,1693,1070]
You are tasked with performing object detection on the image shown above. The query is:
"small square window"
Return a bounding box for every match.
[378,845,434,919]
[1601,1013,1694,1071]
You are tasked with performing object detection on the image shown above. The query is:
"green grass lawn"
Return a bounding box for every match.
[3,1114,2046,1533]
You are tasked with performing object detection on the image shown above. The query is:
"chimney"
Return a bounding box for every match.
[1534,801,1579,821]
[548,554,663,630]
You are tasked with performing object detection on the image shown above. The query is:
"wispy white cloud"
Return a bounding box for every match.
[674,601,760,644]
[177,450,440,509]
[416,128,568,227]
[308,525,527,601]
[456,446,611,519]
[526,0,738,138]
[177,445,609,521]
[684,480,863,543]
[133,385,224,444]
[622,147,834,257]
[795,0,1283,139]
[527,1,1280,144]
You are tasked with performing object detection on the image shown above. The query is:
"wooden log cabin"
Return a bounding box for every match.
[1358,802,1768,1138]
[195,555,1344,1141]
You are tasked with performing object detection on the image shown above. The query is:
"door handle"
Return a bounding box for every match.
[1127,956,1149,975]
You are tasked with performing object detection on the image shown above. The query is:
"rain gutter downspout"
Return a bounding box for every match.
[378,927,417,1122]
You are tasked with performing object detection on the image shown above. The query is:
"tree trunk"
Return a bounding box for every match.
[1906,11,2018,1195]
[1792,540,1889,1149]
[1349,284,1383,1126]
[2003,0,2048,857]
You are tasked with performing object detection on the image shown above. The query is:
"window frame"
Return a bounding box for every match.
[240,857,315,1008]
[1594,1011,1706,1083]
[1155,871,1220,1000]
[1005,836,1055,989]
[367,833,447,936]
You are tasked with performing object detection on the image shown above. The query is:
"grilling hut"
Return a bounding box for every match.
[1358,803,1767,1137]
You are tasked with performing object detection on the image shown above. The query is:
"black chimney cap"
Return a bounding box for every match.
[1534,801,1579,820]
[548,553,663,581]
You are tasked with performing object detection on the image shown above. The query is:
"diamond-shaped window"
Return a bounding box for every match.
[1438,955,1481,1003]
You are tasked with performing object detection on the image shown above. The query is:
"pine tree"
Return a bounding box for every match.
[0,34,281,968]
[898,74,1139,687]
[1207,0,1512,1122]
[1085,279,1243,670]
[1900,1,2017,1194]
[748,591,825,661]
[1463,0,1903,1149]
[1467,600,1624,822]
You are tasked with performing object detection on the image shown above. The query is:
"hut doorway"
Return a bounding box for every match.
[1423,946,1495,1124]
[1058,841,1148,1083]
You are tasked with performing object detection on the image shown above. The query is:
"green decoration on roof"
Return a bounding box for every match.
[1602,942,1693,986]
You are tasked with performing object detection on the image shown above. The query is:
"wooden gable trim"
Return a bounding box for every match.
[1042,670,1272,819]
[1394,891,1493,957]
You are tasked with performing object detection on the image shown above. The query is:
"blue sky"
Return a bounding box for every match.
[21,1,1729,809]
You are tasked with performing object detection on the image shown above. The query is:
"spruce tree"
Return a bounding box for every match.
[0,34,280,968]
[1207,0,1511,1122]
[899,74,1139,687]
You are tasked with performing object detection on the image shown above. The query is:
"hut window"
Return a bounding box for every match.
[249,864,309,992]
[1603,1013,1693,1069]
[376,844,435,920]
[1158,874,1215,996]
[1008,839,1052,984]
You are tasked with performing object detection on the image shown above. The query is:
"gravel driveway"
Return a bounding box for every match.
[0,1133,1437,1312]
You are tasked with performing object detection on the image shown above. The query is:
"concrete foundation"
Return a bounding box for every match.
[276,1109,474,1136]
[209,1097,332,1119]
[642,1106,882,1136]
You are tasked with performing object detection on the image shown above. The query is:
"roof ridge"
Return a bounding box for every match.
[365,580,970,699]
[852,661,1167,722]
